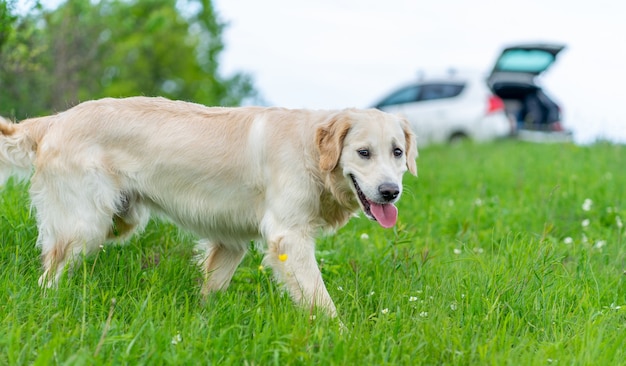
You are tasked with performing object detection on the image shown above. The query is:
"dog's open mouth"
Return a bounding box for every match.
[350,175,398,228]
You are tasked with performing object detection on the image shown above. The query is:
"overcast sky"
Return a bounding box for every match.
[214,0,626,144]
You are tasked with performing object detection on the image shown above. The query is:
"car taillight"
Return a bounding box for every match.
[551,121,565,131]
[486,95,505,114]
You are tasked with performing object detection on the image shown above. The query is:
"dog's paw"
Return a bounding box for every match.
[37,271,58,290]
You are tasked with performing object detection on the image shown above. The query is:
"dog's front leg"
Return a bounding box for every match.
[264,234,337,317]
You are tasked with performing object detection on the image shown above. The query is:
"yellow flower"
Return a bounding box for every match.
[278,253,288,262]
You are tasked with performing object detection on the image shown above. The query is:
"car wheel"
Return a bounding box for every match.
[449,132,468,144]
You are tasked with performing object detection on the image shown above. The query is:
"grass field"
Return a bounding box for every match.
[1,140,625,365]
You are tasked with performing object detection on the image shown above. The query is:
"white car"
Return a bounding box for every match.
[373,71,514,147]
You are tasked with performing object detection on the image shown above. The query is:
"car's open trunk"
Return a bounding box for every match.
[492,84,560,130]
[487,43,566,131]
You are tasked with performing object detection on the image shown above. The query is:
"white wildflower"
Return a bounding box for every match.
[474,198,483,206]
[617,216,623,229]
[593,240,606,250]
[582,198,593,211]
[582,219,590,228]
[360,233,369,240]
[419,311,428,318]
[453,248,462,255]
[171,332,182,345]
[409,296,418,302]
[450,303,458,311]
[563,237,573,244]
[381,308,389,314]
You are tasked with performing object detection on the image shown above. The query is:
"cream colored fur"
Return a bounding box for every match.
[0,96,417,317]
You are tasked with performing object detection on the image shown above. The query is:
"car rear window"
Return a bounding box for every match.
[495,49,556,73]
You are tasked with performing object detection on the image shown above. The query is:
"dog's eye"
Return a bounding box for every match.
[393,148,403,158]
[357,149,370,158]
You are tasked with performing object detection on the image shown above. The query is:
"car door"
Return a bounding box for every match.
[374,85,433,142]
[410,83,467,143]
[375,83,465,145]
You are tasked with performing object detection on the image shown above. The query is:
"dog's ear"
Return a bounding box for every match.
[316,113,352,172]
[401,118,418,176]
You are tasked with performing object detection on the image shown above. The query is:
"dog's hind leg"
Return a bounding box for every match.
[30,169,120,288]
[196,240,247,295]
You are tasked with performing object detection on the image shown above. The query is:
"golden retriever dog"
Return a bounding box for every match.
[0,96,417,317]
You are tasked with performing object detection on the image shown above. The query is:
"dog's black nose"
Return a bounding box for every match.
[379,183,400,201]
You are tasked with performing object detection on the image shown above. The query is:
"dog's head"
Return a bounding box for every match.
[316,109,417,228]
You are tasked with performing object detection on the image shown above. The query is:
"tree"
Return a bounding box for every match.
[0,0,17,54]
[0,0,256,120]
[0,0,51,118]
[44,0,105,110]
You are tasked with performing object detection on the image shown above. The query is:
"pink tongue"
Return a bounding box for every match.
[369,202,398,228]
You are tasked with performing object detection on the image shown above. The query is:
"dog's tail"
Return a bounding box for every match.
[0,115,45,185]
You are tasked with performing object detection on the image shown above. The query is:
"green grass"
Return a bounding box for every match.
[1,140,625,365]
